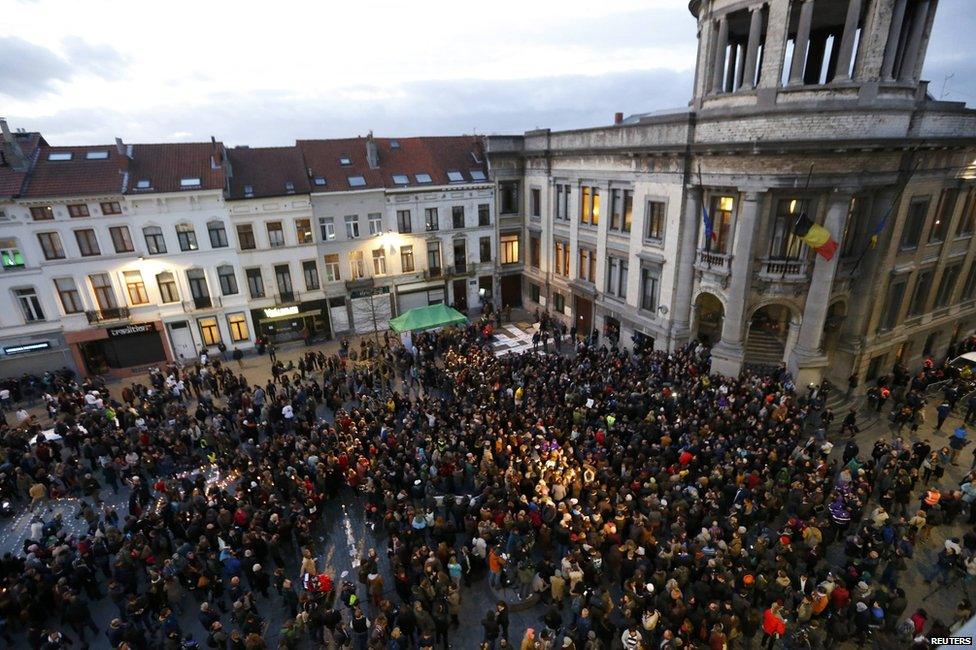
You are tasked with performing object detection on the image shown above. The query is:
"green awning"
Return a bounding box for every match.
[389,303,468,333]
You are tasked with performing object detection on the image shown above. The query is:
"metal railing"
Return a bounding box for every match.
[424,266,443,280]
[274,290,301,306]
[85,307,130,323]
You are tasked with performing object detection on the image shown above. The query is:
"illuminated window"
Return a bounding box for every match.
[372,248,387,275]
[705,196,735,254]
[768,198,806,260]
[227,313,249,342]
[350,251,367,279]
[500,234,520,265]
[198,317,221,346]
[580,186,600,225]
[324,254,341,282]
[0,242,24,269]
[89,273,117,310]
[124,270,148,305]
[296,218,313,244]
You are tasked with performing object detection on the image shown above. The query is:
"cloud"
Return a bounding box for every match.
[5,68,692,146]
[62,37,128,80]
[0,36,73,98]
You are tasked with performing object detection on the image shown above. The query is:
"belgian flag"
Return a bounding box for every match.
[793,213,838,261]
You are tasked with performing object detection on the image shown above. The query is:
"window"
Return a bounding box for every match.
[180,177,201,188]
[86,150,109,160]
[478,203,491,227]
[580,186,600,226]
[274,265,293,299]
[187,269,211,304]
[372,248,387,275]
[645,201,665,240]
[555,184,571,220]
[100,201,122,215]
[480,237,492,263]
[285,181,295,194]
[390,140,400,149]
[157,272,179,303]
[530,188,541,218]
[500,234,519,264]
[879,277,907,331]
[956,189,976,236]
[124,270,148,305]
[500,181,519,214]
[393,174,409,185]
[135,179,151,190]
[345,215,360,239]
[397,209,412,233]
[89,273,117,310]
[606,256,629,299]
[110,226,134,253]
[218,265,238,296]
[415,173,432,184]
[553,292,566,314]
[530,236,541,268]
[313,177,326,187]
[452,206,465,229]
[554,240,570,275]
[246,268,265,298]
[427,241,442,275]
[208,221,228,248]
[900,197,930,249]
[323,254,341,282]
[935,264,962,308]
[68,204,90,218]
[228,313,249,342]
[769,198,807,260]
[176,223,199,251]
[425,208,439,232]
[143,226,166,254]
[30,206,54,221]
[244,185,254,197]
[319,217,336,241]
[470,170,487,181]
[267,222,285,248]
[908,269,933,316]
[706,196,735,254]
[963,262,976,301]
[293,219,312,244]
[339,156,352,166]
[0,241,24,269]
[401,245,415,272]
[640,267,660,312]
[347,175,366,187]
[530,283,541,303]
[929,189,959,243]
[47,152,72,161]
[198,317,221,346]
[236,224,256,250]
[447,171,464,183]
[54,278,82,313]
[453,239,467,272]
[368,213,383,236]
[302,260,319,290]
[75,229,100,256]
[350,251,367,279]
[15,288,44,322]
[578,248,596,282]
[622,190,633,232]
[610,190,625,230]
[36,233,64,260]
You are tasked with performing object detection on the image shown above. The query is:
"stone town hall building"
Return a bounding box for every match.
[487,0,976,386]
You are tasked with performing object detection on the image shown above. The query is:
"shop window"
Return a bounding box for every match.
[198,317,221,346]
[227,313,249,342]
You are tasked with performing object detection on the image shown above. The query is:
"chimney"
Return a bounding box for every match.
[614,112,624,125]
[365,130,379,169]
[0,118,27,171]
[211,135,223,168]
[115,137,127,157]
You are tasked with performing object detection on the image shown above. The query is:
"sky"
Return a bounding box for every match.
[1,0,973,147]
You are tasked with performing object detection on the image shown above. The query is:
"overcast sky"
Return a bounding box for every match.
[2,0,973,146]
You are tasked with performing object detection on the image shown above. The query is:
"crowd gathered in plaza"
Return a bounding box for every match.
[1,313,976,650]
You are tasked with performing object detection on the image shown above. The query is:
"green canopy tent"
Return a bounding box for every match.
[389,303,467,333]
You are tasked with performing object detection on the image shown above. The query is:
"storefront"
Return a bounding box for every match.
[350,287,393,335]
[250,299,331,344]
[66,321,171,378]
[396,280,445,313]
[0,332,78,378]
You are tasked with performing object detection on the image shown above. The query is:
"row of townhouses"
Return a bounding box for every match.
[0,126,502,377]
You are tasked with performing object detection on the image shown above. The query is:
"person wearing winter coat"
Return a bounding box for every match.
[761,602,786,649]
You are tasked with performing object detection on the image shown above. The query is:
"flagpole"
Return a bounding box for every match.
[850,157,921,272]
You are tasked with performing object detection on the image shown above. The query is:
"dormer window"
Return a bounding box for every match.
[392,174,409,185]
[47,152,72,161]
[244,185,254,197]
[135,179,151,189]
[348,176,367,188]
[313,177,326,186]
[446,171,464,183]
[415,173,432,184]
[86,151,109,160]
[390,140,400,149]
[469,170,487,181]
[339,157,352,166]
[180,177,201,188]
[285,181,295,193]
[470,151,482,164]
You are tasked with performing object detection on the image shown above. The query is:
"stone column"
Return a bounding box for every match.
[743,6,763,89]
[712,17,730,94]
[835,0,863,80]
[710,191,762,377]
[789,0,815,85]
[787,192,851,385]
[880,0,908,80]
[734,43,747,90]
[670,186,701,347]
[898,0,931,82]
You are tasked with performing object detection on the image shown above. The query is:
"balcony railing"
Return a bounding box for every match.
[696,250,731,269]
[449,262,476,277]
[274,290,300,306]
[86,307,130,323]
[758,259,808,281]
[182,295,221,312]
[424,266,443,280]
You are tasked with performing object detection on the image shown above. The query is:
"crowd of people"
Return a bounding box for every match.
[0,315,972,649]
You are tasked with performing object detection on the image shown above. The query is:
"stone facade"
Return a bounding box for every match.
[486,0,976,388]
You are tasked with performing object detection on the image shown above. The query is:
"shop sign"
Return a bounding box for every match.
[3,341,51,355]
[107,322,155,338]
[264,306,299,318]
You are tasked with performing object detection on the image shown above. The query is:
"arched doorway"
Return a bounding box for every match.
[694,292,724,345]
[746,303,793,366]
